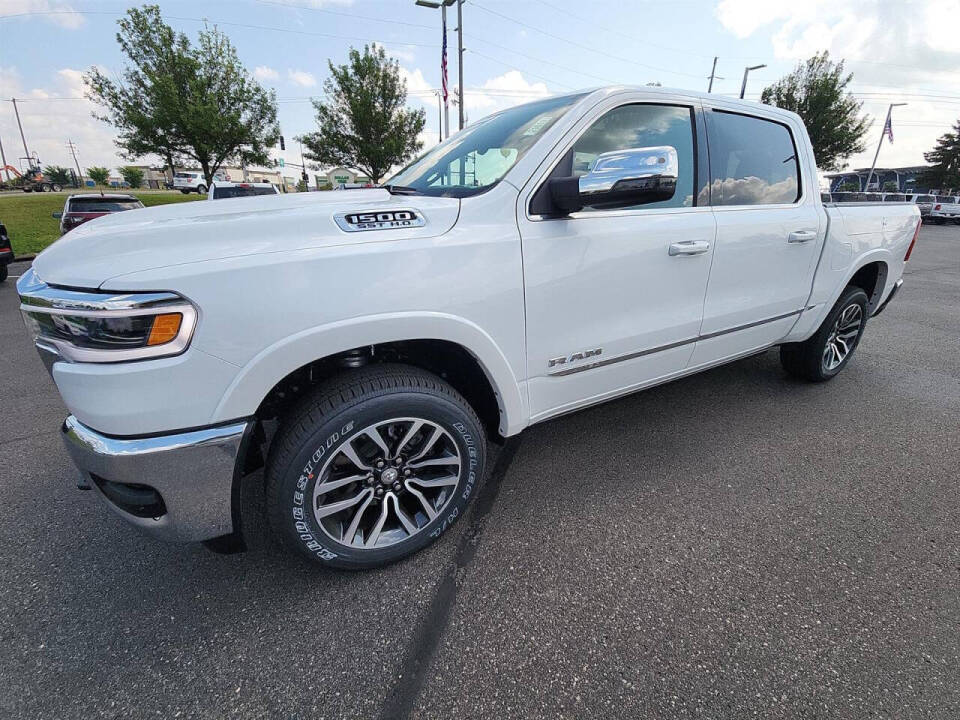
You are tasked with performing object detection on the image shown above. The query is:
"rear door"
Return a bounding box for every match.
[690,106,824,366]
[517,96,716,421]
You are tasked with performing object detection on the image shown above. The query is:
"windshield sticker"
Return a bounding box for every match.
[522,116,553,136]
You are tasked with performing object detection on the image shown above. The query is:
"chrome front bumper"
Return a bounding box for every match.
[62,416,251,542]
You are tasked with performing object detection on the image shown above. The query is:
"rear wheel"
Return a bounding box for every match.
[51,183,62,192]
[265,365,487,569]
[780,286,869,382]
[0,265,8,283]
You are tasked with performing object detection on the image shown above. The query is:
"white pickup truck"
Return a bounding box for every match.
[18,87,920,569]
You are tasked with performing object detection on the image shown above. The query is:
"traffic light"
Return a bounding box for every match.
[279,136,285,151]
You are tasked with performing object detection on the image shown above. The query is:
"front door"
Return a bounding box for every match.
[518,100,716,422]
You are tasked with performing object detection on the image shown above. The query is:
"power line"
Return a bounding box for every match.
[469,1,705,80]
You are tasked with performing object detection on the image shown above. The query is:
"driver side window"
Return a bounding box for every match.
[572,104,696,211]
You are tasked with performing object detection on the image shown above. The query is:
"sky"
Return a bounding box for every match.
[1,0,959,184]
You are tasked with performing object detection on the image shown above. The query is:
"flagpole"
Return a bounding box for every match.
[441,4,450,141]
[864,103,906,192]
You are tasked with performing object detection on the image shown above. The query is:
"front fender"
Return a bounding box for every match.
[211,312,528,436]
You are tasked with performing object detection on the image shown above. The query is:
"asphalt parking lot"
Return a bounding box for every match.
[1,225,958,719]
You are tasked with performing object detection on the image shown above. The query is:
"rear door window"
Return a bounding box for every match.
[706,110,801,206]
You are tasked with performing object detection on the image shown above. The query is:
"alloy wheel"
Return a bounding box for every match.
[822,303,863,371]
[311,418,462,549]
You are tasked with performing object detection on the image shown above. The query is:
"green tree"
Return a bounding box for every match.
[300,45,426,184]
[43,165,71,186]
[84,5,280,187]
[761,51,870,172]
[882,180,899,192]
[87,166,110,189]
[918,120,960,191]
[119,166,145,189]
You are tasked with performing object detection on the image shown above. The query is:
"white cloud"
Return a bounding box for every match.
[0,66,130,174]
[463,71,550,114]
[254,65,279,82]
[287,69,317,87]
[714,0,960,168]
[0,0,85,29]
[372,42,418,65]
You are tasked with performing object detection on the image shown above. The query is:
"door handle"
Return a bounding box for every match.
[788,230,817,243]
[668,240,711,256]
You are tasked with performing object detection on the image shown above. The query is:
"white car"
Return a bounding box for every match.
[208,181,280,200]
[19,86,920,569]
[173,170,226,194]
[929,196,960,224]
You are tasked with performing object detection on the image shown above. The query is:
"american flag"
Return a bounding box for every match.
[883,113,894,143]
[441,13,449,104]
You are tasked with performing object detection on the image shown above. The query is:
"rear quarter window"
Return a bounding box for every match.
[706,110,801,206]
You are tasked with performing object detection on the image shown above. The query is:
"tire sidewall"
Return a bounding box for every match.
[816,287,869,379]
[270,392,484,568]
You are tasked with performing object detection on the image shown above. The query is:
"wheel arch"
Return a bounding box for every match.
[212,312,527,439]
[846,259,888,313]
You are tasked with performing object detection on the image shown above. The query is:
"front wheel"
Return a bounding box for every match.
[0,265,8,283]
[196,184,207,195]
[265,365,487,569]
[780,286,869,382]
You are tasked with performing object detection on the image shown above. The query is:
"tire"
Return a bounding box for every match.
[196,185,207,195]
[265,364,487,569]
[780,285,869,382]
[0,265,8,283]
[180,189,189,194]
[51,183,62,192]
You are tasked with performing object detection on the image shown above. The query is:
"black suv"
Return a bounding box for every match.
[0,220,13,283]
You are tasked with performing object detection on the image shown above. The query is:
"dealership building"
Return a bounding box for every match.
[824,166,930,193]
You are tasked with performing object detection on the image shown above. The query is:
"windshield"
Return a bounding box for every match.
[212,186,277,199]
[386,93,587,198]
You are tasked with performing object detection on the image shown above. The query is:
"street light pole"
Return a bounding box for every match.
[456,0,464,130]
[434,89,443,142]
[707,56,722,93]
[739,64,766,99]
[865,103,907,192]
[416,0,457,138]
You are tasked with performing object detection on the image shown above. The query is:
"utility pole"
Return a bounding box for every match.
[0,132,9,182]
[739,64,766,99]
[11,98,32,167]
[456,0,464,130]
[865,103,907,192]
[707,57,723,93]
[66,139,82,186]
[299,138,309,189]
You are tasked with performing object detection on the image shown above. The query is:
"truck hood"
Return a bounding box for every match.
[33,189,460,289]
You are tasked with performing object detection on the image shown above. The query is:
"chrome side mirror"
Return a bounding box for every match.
[549,146,679,213]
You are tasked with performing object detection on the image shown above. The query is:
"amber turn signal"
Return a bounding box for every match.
[147,313,183,346]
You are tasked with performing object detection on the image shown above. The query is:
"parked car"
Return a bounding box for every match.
[882,193,907,202]
[208,181,279,200]
[0,220,12,282]
[52,194,144,235]
[18,87,920,569]
[907,193,936,219]
[929,196,960,224]
[173,170,226,194]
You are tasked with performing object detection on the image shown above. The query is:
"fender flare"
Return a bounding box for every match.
[211,311,528,436]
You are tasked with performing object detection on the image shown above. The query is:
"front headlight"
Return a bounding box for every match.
[17,268,197,363]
